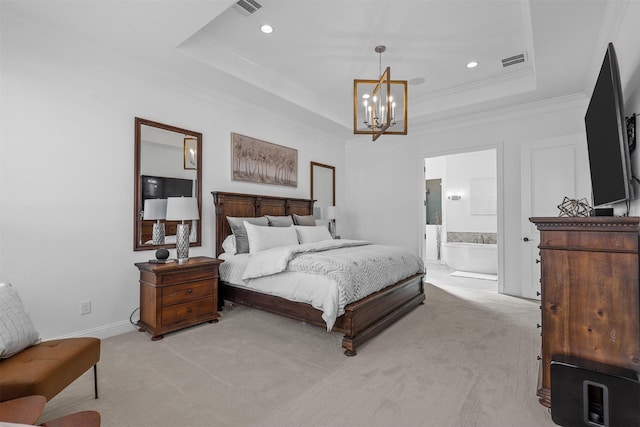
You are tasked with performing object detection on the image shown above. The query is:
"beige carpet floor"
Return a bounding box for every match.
[39,283,556,427]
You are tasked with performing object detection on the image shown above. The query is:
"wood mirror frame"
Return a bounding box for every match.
[310,162,335,220]
[134,117,202,251]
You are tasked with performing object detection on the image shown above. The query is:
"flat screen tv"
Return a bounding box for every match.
[141,175,194,209]
[585,42,633,208]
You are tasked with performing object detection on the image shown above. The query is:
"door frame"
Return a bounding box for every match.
[419,142,505,294]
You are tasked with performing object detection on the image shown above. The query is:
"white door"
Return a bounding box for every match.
[520,135,591,299]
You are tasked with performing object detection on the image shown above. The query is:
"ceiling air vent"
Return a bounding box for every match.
[502,52,527,68]
[233,0,262,15]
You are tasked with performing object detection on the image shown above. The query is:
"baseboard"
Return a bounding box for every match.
[52,320,138,341]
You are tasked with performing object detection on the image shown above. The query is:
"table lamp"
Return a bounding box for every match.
[325,205,340,238]
[143,199,167,244]
[165,197,199,263]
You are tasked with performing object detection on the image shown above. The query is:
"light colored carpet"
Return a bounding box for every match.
[38,283,555,427]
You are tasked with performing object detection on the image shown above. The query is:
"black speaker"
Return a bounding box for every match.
[591,208,614,217]
[550,355,640,427]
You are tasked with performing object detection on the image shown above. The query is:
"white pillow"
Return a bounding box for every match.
[221,234,237,254]
[0,282,41,359]
[294,225,333,244]
[244,221,299,253]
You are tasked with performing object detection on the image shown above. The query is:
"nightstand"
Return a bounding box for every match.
[134,256,223,340]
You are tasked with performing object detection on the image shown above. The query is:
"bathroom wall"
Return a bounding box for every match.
[443,149,497,242]
[424,149,497,261]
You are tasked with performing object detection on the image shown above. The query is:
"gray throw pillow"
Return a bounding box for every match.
[0,282,41,359]
[293,214,316,226]
[227,216,269,253]
[265,215,294,227]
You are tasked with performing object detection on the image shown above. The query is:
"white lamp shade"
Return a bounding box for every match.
[165,197,199,221]
[325,206,340,220]
[143,199,167,220]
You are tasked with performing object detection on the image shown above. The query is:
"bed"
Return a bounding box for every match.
[212,191,425,355]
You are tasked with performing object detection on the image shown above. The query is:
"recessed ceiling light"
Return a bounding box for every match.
[261,24,273,34]
[467,61,479,69]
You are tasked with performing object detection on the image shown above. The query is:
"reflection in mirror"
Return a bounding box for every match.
[134,117,202,251]
[310,162,335,221]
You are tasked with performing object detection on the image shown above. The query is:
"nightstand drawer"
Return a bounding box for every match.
[162,297,215,326]
[162,280,213,306]
[160,268,215,286]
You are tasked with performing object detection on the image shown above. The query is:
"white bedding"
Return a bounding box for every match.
[219,252,340,329]
[219,239,424,331]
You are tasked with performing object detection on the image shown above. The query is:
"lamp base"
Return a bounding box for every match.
[329,221,336,239]
[175,223,191,263]
[152,222,165,244]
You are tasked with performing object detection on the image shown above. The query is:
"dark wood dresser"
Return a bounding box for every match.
[530,216,640,407]
[135,256,223,340]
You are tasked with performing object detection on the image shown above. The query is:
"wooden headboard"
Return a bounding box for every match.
[211,191,315,257]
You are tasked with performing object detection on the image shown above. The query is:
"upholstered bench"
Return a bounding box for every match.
[1,283,101,403]
[0,338,100,402]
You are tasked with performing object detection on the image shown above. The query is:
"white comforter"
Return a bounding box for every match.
[237,239,424,330]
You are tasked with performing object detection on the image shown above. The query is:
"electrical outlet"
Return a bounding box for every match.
[80,300,91,315]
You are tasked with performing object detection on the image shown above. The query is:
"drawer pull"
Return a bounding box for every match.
[187,288,193,294]
[187,307,192,313]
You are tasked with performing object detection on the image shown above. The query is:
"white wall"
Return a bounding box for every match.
[0,14,345,340]
[441,150,497,235]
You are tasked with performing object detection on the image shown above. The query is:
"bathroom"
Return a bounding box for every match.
[424,149,498,282]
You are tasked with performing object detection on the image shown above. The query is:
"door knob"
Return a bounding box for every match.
[523,237,530,242]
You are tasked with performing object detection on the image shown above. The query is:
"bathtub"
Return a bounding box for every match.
[442,242,497,275]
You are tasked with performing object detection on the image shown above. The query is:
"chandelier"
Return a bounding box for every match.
[353,45,407,141]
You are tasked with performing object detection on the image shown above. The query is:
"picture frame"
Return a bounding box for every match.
[184,136,197,170]
[231,133,298,187]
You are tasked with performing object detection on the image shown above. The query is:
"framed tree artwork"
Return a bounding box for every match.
[231,133,298,187]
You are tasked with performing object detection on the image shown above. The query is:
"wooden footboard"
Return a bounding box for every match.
[341,272,425,356]
[220,272,425,356]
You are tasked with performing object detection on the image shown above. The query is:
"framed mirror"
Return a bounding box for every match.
[134,117,202,251]
[310,162,335,220]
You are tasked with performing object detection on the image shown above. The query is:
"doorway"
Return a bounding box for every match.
[423,148,500,292]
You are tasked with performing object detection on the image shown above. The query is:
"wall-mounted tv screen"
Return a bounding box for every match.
[141,175,194,209]
[584,42,633,208]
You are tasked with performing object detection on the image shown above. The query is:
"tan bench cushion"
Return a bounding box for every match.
[0,338,100,402]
